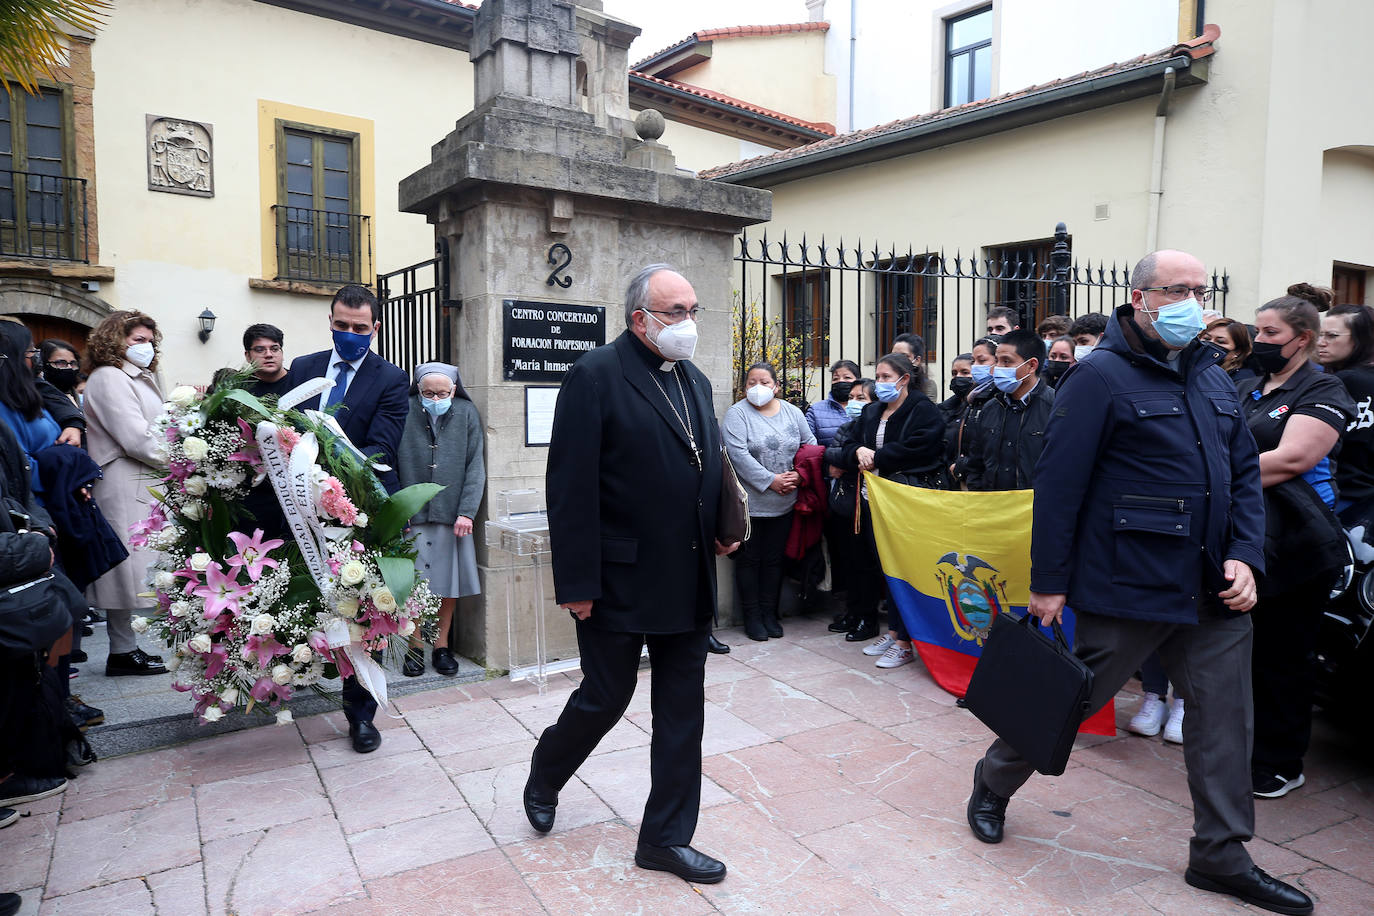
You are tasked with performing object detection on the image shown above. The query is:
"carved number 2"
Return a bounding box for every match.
[546,243,573,288]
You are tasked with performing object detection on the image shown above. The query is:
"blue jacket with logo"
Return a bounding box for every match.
[1030,305,1265,623]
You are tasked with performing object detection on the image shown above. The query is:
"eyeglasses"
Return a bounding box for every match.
[249,345,283,355]
[419,390,454,400]
[1318,332,1349,342]
[46,360,79,369]
[643,307,704,322]
[24,348,40,359]
[1140,285,1214,303]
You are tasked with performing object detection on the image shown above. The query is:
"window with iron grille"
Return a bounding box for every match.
[875,257,938,364]
[782,271,829,366]
[273,120,366,283]
[944,6,993,108]
[0,86,83,261]
[986,238,1067,330]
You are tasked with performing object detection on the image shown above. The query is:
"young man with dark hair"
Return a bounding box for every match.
[1068,313,1109,359]
[986,306,1019,336]
[242,323,291,397]
[964,329,1055,491]
[1036,315,1070,342]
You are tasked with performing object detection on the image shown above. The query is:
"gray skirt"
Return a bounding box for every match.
[414,522,481,598]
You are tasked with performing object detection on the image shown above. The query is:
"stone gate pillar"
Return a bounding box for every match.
[399,0,770,669]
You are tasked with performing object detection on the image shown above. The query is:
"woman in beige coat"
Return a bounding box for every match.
[83,311,168,676]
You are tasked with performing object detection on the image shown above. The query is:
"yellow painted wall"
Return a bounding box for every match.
[644,115,777,174]
[89,0,473,387]
[1319,149,1374,292]
[673,32,836,127]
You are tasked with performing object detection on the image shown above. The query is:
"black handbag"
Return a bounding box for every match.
[961,612,1095,776]
[828,474,857,518]
[0,573,78,658]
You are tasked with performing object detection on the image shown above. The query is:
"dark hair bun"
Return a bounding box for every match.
[1287,282,1334,312]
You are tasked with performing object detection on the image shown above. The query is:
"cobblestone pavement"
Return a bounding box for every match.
[5,616,1371,915]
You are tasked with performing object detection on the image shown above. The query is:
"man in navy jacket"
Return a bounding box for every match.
[965,250,1311,916]
[286,284,409,754]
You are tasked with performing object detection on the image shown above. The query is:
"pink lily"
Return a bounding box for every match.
[229,419,265,472]
[192,563,251,618]
[242,634,287,668]
[226,529,284,582]
[204,643,230,679]
[250,677,292,705]
[128,505,168,548]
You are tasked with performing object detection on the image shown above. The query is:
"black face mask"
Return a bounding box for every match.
[949,377,975,399]
[830,381,855,403]
[1252,339,1297,376]
[1043,360,1070,380]
[45,366,80,391]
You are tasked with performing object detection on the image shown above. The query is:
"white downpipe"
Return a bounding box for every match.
[848,0,857,132]
[1146,66,1177,252]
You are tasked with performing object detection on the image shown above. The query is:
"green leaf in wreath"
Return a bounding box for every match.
[377,555,417,607]
[371,483,444,543]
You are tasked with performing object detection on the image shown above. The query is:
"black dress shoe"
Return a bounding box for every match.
[105,649,168,676]
[634,843,726,884]
[0,891,20,916]
[349,720,382,754]
[763,618,783,639]
[845,619,879,642]
[967,759,1008,844]
[1185,865,1313,915]
[401,648,424,678]
[432,646,460,676]
[66,695,104,729]
[70,649,88,662]
[828,614,856,633]
[523,774,558,834]
[706,634,730,654]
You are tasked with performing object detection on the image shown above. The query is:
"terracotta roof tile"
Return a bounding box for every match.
[700,25,1220,181]
[630,71,835,136]
[633,21,829,70]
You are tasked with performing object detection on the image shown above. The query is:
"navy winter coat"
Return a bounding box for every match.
[1030,306,1265,623]
[805,397,850,447]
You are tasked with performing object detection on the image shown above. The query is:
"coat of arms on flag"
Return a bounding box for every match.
[863,473,1115,736]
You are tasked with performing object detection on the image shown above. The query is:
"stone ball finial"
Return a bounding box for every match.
[634,109,665,142]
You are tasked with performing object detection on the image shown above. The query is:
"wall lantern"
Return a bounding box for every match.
[197,308,217,343]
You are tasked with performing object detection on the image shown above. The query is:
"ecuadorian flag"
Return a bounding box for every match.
[864,473,1115,736]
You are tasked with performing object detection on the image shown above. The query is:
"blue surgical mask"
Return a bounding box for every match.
[845,401,864,419]
[970,364,992,384]
[422,396,452,417]
[1142,297,1205,348]
[332,328,373,362]
[992,360,1030,394]
[874,381,902,403]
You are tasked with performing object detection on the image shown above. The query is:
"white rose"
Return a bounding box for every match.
[154,571,176,591]
[203,706,224,722]
[189,553,212,572]
[372,588,397,613]
[339,561,366,586]
[291,644,313,665]
[271,664,293,686]
[398,618,416,637]
[188,633,212,654]
[170,386,198,408]
[220,687,239,705]
[182,435,209,460]
[347,621,367,643]
[275,709,294,726]
[353,513,368,528]
[184,476,208,496]
[169,601,189,618]
[250,613,276,636]
[336,597,359,617]
[182,501,204,520]
[131,616,150,634]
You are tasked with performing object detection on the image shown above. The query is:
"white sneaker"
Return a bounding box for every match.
[862,633,896,656]
[1127,693,1167,736]
[875,644,914,669]
[1162,698,1185,744]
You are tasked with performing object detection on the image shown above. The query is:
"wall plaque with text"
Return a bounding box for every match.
[502,299,606,382]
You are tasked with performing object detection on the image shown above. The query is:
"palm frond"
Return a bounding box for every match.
[0,0,111,95]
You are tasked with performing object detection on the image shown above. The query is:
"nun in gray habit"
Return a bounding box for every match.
[397,361,485,677]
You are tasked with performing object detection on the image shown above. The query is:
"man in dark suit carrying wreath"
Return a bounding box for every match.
[523,264,740,884]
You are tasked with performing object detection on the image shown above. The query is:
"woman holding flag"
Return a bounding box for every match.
[834,353,946,668]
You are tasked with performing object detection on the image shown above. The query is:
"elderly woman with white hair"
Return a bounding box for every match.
[397,361,486,677]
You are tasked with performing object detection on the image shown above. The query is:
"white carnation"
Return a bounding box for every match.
[291,644,313,664]
[203,706,223,722]
[167,653,183,672]
[131,616,149,634]
[189,553,212,572]
[275,709,294,726]
[184,476,208,496]
[188,633,212,653]
[250,613,276,636]
[220,687,239,705]
[271,664,293,685]
[353,513,368,528]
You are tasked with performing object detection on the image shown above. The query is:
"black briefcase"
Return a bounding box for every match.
[961,612,1095,776]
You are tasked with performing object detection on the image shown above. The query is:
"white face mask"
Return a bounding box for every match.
[126,342,155,368]
[643,310,698,361]
[746,383,775,407]
[1073,344,1095,361]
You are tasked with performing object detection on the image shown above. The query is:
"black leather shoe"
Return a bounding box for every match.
[69,649,88,663]
[706,634,730,654]
[634,843,726,884]
[523,774,558,834]
[105,649,167,676]
[967,759,1008,844]
[66,695,104,729]
[0,891,20,916]
[401,648,424,678]
[432,647,460,676]
[763,618,783,639]
[828,614,856,633]
[1184,865,1313,915]
[349,720,382,754]
[845,619,879,642]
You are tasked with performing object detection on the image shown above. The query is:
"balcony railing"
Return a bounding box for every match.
[272,205,372,285]
[0,169,89,263]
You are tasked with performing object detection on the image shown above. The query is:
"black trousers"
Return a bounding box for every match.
[1251,578,1328,778]
[735,513,793,625]
[981,604,1255,874]
[532,620,708,847]
[822,511,853,597]
[845,503,906,638]
[341,675,376,725]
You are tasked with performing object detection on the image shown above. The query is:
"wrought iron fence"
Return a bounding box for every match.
[377,239,452,375]
[734,221,1230,404]
[272,205,372,284]
[0,169,88,262]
